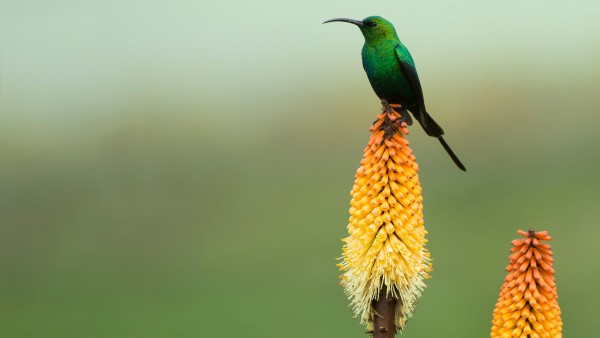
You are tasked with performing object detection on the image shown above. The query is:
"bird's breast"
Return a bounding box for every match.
[361,44,414,104]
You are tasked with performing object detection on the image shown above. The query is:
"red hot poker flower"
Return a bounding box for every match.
[491,229,562,338]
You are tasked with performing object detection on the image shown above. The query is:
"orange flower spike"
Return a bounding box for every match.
[491,229,563,338]
[339,103,431,332]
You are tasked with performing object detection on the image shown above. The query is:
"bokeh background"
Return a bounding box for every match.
[2,1,599,337]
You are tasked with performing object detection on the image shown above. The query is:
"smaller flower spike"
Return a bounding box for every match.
[491,229,562,338]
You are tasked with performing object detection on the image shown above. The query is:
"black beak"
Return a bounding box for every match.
[323,18,364,27]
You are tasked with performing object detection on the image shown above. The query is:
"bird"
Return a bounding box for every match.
[324,16,466,171]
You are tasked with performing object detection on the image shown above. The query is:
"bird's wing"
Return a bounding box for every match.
[394,44,426,117]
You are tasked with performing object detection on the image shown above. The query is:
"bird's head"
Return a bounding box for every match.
[323,16,398,42]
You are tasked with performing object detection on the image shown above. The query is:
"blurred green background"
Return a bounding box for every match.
[1,1,599,337]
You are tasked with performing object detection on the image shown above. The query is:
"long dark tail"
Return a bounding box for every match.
[410,107,466,171]
[438,136,466,171]
[411,107,444,137]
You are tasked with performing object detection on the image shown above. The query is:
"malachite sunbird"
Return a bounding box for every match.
[324,16,466,171]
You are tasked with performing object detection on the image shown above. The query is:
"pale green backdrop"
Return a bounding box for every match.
[1,1,599,337]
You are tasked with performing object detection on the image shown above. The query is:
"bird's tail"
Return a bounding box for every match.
[412,108,444,138]
[410,107,466,171]
[438,137,466,171]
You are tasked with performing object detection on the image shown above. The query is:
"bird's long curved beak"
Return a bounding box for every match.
[323,18,364,27]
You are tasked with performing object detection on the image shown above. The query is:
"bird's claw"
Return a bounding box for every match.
[381,100,412,126]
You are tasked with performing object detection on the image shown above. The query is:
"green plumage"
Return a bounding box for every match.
[325,16,466,171]
[361,22,414,105]
[362,40,414,103]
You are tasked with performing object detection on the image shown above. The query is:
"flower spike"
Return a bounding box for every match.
[491,229,562,338]
[339,101,431,333]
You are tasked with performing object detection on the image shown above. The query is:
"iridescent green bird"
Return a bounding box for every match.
[324,16,466,171]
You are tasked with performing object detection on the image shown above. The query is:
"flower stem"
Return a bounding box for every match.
[371,287,398,338]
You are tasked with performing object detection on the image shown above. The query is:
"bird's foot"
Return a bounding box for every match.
[380,100,412,126]
[380,99,394,114]
[377,100,412,138]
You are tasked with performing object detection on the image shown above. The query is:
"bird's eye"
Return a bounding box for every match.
[364,21,377,27]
